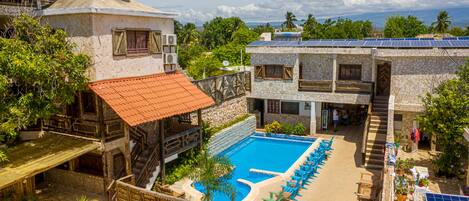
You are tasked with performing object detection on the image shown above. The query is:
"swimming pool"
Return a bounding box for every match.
[195,133,314,201]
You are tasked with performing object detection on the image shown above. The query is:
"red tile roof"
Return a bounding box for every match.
[89,71,215,126]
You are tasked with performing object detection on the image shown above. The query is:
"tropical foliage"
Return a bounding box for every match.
[282,11,297,30]
[302,15,373,39]
[384,15,428,38]
[186,54,224,80]
[417,61,469,177]
[0,15,89,162]
[252,23,275,35]
[265,121,306,135]
[432,10,451,33]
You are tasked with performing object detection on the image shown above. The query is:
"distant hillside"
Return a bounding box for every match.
[246,7,469,29]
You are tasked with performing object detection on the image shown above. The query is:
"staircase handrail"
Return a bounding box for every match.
[136,144,160,187]
[361,99,373,166]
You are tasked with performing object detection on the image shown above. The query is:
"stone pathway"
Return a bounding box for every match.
[296,130,376,201]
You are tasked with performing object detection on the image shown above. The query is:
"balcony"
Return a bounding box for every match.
[299,79,374,94]
[164,122,201,157]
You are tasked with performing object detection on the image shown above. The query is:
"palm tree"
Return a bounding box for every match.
[189,149,236,201]
[432,10,451,33]
[180,23,200,46]
[282,11,297,30]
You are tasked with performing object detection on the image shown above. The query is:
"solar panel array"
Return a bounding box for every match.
[426,193,469,201]
[248,37,469,48]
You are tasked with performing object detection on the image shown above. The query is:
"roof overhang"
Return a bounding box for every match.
[89,71,215,127]
[39,8,178,18]
[0,134,100,188]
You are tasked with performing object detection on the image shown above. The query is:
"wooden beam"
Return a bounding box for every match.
[158,120,166,183]
[197,109,203,147]
[123,124,133,183]
[97,97,110,200]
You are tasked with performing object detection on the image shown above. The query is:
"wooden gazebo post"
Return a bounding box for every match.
[123,124,133,183]
[158,119,165,183]
[197,109,203,147]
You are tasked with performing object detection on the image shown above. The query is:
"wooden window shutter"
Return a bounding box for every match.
[149,31,162,54]
[283,66,293,80]
[255,66,265,79]
[112,29,127,56]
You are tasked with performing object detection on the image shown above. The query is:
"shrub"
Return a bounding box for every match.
[265,121,282,133]
[280,123,294,135]
[293,123,306,135]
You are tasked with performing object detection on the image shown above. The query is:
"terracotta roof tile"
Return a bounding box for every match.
[89,71,215,126]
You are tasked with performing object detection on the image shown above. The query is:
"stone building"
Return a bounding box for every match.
[246,38,469,170]
[0,0,213,200]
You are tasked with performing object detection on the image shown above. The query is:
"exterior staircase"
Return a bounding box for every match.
[129,127,160,188]
[364,96,389,170]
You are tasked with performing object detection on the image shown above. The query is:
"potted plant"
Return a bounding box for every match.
[395,159,410,176]
[418,178,429,187]
[395,176,410,201]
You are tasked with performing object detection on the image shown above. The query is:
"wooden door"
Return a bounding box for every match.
[377,63,391,96]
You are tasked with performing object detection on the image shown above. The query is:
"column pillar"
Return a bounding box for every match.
[123,124,132,179]
[158,120,166,183]
[332,54,337,93]
[197,109,203,146]
[309,102,316,135]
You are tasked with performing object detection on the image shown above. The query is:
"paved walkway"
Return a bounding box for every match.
[297,126,377,201]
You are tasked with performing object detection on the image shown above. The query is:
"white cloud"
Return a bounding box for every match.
[173,0,469,23]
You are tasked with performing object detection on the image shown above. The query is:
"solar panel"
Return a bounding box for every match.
[426,193,469,201]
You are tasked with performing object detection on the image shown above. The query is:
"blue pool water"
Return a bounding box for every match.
[195,134,314,201]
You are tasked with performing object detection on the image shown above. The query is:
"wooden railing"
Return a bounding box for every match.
[298,80,333,92]
[136,145,160,187]
[114,175,187,201]
[41,115,124,141]
[0,0,55,7]
[164,127,201,157]
[361,104,373,166]
[335,80,373,94]
[193,71,251,104]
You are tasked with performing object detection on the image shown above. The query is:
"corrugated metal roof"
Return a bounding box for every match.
[89,71,215,126]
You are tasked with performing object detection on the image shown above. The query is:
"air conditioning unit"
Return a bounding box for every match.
[164,53,178,64]
[163,34,177,46]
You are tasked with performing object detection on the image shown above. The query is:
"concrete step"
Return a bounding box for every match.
[369,127,387,132]
[366,158,384,166]
[374,96,389,100]
[366,152,385,160]
[364,163,384,171]
[366,143,385,150]
[369,123,387,129]
[371,112,388,117]
[370,116,387,121]
[366,147,385,155]
[373,107,388,112]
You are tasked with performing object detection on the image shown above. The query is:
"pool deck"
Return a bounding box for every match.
[256,126,378,201]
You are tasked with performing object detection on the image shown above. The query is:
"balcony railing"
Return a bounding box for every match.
[298,80,333,92]
[164,126,201,157]
[41,115,124,141]
[299,79,373,94]
[335,80,373,94]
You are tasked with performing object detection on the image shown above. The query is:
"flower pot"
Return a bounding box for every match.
[396,169,405,176]
[397,194,407,201]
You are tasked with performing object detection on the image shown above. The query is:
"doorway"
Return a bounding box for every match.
[376,63,391,96]
[254,99,265,127]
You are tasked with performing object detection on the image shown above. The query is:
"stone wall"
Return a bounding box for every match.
[388,56,466,112]
[264,113,311,132]
[193,96,248,127]
[45,168,104,194]
[208,116,256,155]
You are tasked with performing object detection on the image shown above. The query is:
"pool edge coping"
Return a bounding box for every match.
[183,135,321,201]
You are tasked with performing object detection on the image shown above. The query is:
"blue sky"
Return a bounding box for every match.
[140,0,469,24]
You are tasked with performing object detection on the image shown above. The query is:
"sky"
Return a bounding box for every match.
[140,0,469,24]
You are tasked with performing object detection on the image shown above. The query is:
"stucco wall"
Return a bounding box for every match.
[45,13,174,81]
[388,56,466,112]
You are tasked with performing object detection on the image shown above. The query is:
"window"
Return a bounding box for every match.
[267,100,280,114]
[81,91,96,114]
[127,30,149,54]
[281,102,299,115]
[264,65,283,79]
[339,64,362,80]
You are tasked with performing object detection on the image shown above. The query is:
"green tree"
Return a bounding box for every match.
[302,16,372,39]
[230,27,258,45]
[252,23,274,35]
[302,14,320,39]
[178,45,207,68]
[0,15,89,162]
[432,10,451,33]
[384,15,428,38]
[179,23,200,47]
[417,62,469,177]
[201,17,246,50]
[449,26,466,36]
[174,20,183,41]
[187,54,223,80]
[189,149,235,201]
[282,11,297,30]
